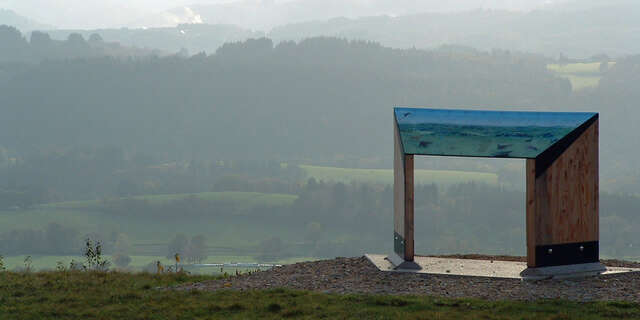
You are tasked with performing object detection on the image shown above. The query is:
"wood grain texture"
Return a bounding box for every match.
[526,120,599,267]
[526,159,537,267]
[404,155,414,261]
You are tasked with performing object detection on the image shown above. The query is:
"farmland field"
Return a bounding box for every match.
[547,62,615,91]
[0,171,498,271]
[300,165,499,186]
[42,191,297,211]
[547,62,604,74]
[561,75,601,91]
[0,208,302,248]
[0,191,304,262]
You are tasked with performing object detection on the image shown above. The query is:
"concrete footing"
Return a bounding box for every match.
[520,262,607,280]
[386,252,422,270]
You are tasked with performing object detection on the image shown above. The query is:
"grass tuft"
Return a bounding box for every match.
[227,303,245,312]
[267,302,282,313]
[371,297,412,307]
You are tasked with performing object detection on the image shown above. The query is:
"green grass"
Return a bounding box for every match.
[562,74,602,91]
[300,164,499,186]
[42,191,297,211]
[0,191,302,253]
[2,255,185,271]
[547,62,607,74]
[0,208,311,261]
[0,271,639,319]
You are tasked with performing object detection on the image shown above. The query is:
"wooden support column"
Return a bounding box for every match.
[526,119,599,268]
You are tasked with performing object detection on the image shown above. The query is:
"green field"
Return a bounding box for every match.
[0,208,300,249]
[547,62,615,91]
[561,74,602,90]
[0,271,639,319]
[1,255,315,274]
[0,191,304,258]
[300,164,499,186]
[547,62,605,74]
[42,191,297,211]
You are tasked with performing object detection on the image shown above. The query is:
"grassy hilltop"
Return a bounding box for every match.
[0,271,639,319]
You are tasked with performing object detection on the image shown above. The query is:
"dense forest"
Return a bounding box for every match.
[0,30,570,159]
[0,26,639,267]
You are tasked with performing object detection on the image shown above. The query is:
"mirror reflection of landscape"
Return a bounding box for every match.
[395,108,596,158]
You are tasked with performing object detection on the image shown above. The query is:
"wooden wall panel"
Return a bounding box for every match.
[526,159,537,267]
[526,120,599,267]
[404,155,414,261]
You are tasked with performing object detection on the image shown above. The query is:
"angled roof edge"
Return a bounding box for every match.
[393,111,407,156]
[535,113,598,176]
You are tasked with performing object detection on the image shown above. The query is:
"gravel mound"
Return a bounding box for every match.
[179,256,640,302]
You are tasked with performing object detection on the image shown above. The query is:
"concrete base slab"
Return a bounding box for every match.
[366,254,640,280]
[520,262,607,280]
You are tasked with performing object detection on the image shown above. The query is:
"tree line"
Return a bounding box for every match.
[4,177,639,261]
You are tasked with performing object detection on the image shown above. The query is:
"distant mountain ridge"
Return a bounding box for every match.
[269,2,640,58]
[38,0,640,59]
[0,9,52,31]
[45,23,263,55]
[183,0,568,31]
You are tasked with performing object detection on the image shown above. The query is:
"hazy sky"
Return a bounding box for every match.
[1,0,570,30]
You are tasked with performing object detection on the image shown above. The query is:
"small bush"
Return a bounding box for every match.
[84,238,111,271]
[23,255,33,272]
[56,261,66,272]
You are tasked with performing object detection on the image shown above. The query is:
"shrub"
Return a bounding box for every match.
[84,238,111,271]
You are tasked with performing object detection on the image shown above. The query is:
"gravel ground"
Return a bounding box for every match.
[178,256,640,302]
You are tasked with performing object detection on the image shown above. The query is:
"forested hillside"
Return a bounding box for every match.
[1,31,639,267]
[0,36,570,159]
[1,33,637,190]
